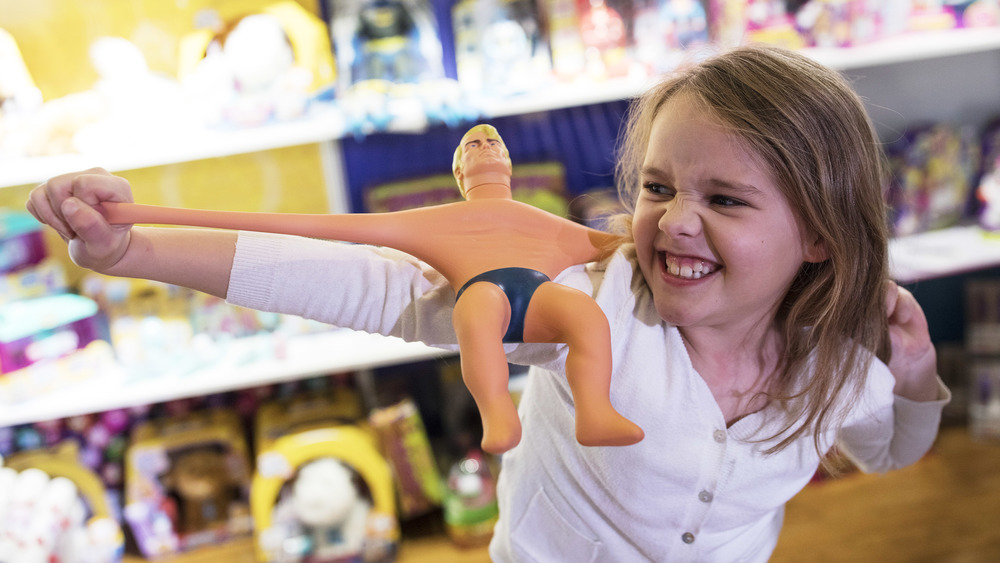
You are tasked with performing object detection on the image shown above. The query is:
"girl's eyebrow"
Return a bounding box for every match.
[706,178,764,198]
[641,165,764,197]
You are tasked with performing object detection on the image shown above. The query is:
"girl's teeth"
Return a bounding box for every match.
[664,257,714,280]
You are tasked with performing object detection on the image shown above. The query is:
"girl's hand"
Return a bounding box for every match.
[26,168,134,273]
[886,281,940,402]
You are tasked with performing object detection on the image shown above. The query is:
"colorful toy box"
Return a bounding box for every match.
[2,444,125,563]
[252,391,398,562]
[886,123,982,237]
[452,0,553,97]
[123,409,253,557]
[632,0,710,73]
[0,294,101,374]
[0,210,46,275]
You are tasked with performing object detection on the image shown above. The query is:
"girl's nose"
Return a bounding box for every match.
[658,197,701,238]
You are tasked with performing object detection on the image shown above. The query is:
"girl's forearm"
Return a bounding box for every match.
[105,227,237,299]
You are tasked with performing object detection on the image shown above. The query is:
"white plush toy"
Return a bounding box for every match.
[291,457,371,559]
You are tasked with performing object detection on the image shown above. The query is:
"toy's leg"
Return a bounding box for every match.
[523,283,644,447]
[452,282,522,454]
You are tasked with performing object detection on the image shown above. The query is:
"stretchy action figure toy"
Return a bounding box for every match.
[101,124,644,454]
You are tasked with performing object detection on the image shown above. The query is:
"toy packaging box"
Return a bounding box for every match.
[885,122,982,237]
[632,0,710,73]
[2,443,125,563]
[452,0,554,97]
[123,409,253,558]
[368,397,444,520]
[324,0,474,134]
[0,210,47,275]
[252,390,399,562]
[0,293,102,375]
[176,0,337,128]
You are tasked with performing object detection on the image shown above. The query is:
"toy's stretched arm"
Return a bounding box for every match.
[100,202,396,246]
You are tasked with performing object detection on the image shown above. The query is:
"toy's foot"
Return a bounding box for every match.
[575,409,644,448]
[479,402,523,455]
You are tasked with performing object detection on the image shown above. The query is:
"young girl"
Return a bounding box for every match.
[28,45,947,561]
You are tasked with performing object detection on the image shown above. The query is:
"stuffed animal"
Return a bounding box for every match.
[291,457,371,560]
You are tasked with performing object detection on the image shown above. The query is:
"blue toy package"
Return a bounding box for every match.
[452,0,553,98]
[328,0,445,87]
[0,210,46,275]
[326,0,476,134]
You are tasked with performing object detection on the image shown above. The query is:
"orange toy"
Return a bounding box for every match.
[102,125,644,454]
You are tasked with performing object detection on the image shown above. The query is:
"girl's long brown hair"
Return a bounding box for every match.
[614,45,891,461]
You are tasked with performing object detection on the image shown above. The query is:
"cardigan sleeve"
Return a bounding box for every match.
[836,360,951,474]
[225,231,460,347]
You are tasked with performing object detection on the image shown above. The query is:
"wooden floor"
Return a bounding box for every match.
[771,425,1000,562]
[127,426,999,562]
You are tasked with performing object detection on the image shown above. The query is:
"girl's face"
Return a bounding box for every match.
[632,93,826,335]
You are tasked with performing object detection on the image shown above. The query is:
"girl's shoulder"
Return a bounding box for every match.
[554,243,643,297]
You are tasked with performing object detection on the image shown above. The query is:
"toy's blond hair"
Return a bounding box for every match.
[452,124,510,196]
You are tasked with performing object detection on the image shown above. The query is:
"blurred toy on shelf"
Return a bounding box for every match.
[542,0,588,78]
[79,276,197,377]
[1,258,68,306]
[0,340,122,406]
[78,274,326,381]
[70,36,188,154]
[2,34,187,159]
[368,397,444,520]
[633,0,710,72]
[1,445,125,563]
[712,0,806,48]
[886,122,982,237]
[0,28,44,159]
[907,0,960,30]
[976,117,1000,230]
[252,410,398,563]
[443,448,498,548]
[0,293,102,375]
[329,0,474,134]
[124,409,253,557]
[453,0,553,98]
[178,1,338,129]
[1,210,67,305]
[954,0,1000,27]
[0,210,46,275]
[578,0,632,78]
[793,0,855,47]
[0,28,43,120]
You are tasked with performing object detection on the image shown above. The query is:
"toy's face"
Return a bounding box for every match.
[456,129,512,187]
[292,458,358,527]
[170,450,228,501]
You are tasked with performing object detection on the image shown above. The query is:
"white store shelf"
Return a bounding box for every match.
[0,330,453,428]
[0,105,347,189]
[890,225,1000,284]
[2,28,997,190]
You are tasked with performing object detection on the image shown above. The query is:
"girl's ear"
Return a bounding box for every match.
[804,234,829,264]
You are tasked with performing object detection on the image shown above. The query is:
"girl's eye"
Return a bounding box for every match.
[711,195,746,207]
[642,182,673,196]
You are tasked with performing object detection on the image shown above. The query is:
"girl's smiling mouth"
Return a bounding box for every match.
[660,251,721,280]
